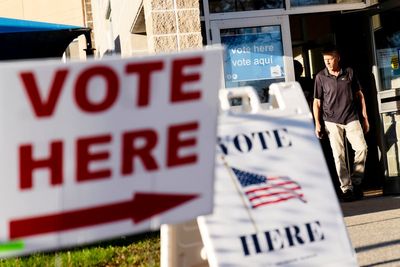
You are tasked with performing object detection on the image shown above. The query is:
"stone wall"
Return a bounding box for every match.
[143,0,202,53]
[83,0,95,48]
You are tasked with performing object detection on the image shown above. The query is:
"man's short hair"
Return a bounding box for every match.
[321,45,340,55]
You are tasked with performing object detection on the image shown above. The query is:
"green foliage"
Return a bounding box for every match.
[0,232,160,267]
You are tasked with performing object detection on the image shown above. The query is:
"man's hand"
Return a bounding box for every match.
[315,124,324,139]
[313,99,324,139]
[362,118,370,134]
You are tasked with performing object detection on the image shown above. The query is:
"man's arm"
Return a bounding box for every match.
[313,98,324,139]
[356,90,370,133]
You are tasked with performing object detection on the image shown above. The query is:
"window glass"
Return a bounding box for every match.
[201,21,207,46]
[200,0,204,16]
[220,26,285,104]
[374,11,400,91]
[209,0,283,13]
[291,0,363,7]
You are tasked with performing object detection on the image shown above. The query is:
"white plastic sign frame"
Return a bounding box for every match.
[198,82,358,267]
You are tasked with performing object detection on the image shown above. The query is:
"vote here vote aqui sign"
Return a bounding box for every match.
[0,47,222,257]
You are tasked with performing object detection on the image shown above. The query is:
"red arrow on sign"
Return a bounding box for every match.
[9,192,198,239]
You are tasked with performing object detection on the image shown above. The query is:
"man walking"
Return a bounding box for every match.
[313,45,369,201]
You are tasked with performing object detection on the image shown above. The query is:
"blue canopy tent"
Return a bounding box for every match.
[0,17,93,60]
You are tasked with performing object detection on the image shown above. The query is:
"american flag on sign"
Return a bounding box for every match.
[231,167,306,209]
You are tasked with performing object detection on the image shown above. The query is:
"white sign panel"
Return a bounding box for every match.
[198,82,358,266]
[0,47,222,256]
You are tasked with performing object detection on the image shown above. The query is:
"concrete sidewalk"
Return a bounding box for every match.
[340,190,400,267]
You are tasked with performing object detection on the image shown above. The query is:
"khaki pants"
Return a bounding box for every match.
[325,120,368,192]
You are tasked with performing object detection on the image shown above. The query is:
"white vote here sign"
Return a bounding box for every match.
[198,83,358,267]
[0,47,222,256]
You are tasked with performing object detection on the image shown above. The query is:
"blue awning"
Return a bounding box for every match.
[0,17,83,33]
[0,17,92,60]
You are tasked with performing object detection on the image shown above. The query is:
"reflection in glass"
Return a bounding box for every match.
[200,0,204,16]
[291,0,363,7]
[374,10,400,91]
[382,111,400,177]
[209,0,283,13]
[220,26,285,104]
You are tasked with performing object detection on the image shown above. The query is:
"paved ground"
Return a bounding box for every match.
[340,190,400,267]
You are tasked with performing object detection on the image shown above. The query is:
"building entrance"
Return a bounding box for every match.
[289,10,386,193]
[205,0,400,195]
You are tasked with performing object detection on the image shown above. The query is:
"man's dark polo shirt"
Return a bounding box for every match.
[314,67,361,125]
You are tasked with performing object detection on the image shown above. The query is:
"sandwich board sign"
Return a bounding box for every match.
[0,46,222,257]
[197,82,358,266]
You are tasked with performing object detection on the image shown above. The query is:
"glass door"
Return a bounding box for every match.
[210,16,293,104]
[372,6,400,193]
